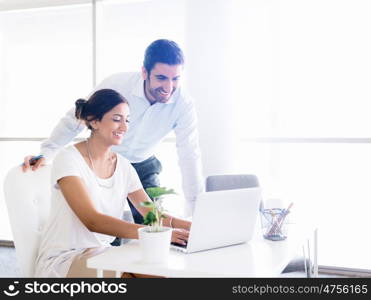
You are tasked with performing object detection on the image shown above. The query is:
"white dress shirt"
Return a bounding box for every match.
[40,72,204,215]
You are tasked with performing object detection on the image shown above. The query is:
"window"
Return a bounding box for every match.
[0,0,186,240]
[230,0,371,270]
[0,3,92,240]
[98,0,186,80]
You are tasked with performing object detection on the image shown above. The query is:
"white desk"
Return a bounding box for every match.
[87,227,314,278]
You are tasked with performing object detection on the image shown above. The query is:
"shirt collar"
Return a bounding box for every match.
[131,76,176,105]
[132,76,146,99]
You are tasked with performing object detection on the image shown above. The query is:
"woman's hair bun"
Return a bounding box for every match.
[75,98,87,119]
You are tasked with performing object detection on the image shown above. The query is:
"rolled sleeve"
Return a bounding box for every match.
[40,108,85,163]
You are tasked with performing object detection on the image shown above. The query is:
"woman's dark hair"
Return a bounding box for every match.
[75,89,128,130]
[143,39,184,75]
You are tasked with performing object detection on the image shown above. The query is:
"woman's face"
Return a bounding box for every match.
[91,102,130,146]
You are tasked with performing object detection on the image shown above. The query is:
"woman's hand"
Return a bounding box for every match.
[171,228,189,245]
[182,220,192,231]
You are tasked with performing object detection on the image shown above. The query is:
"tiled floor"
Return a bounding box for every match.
[0,246,20,277]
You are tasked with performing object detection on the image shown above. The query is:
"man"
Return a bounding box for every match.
[23,39,204,223]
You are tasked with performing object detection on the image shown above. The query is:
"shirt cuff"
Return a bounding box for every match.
[39,148,57,164]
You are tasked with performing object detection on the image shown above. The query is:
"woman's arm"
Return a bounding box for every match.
[162,214,191,231]
[58,176,144,239]
[127,189,191,229]
[128,189,192,244]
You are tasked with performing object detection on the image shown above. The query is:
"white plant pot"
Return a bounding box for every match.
[138,226,172,264]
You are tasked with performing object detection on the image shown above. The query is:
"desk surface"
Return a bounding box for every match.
[87,228,306,278]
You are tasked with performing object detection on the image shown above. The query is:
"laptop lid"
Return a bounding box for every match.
[182,187,261,253]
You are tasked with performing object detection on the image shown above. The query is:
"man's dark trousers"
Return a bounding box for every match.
[129,156,162,224]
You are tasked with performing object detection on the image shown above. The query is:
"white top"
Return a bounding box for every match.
[34,145,142,277]
[40,72,204,215]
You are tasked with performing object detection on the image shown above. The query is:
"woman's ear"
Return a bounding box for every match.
[90,120,99,131]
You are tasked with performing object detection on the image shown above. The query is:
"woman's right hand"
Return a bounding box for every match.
[22,155,46,172]
[171,228,189,245]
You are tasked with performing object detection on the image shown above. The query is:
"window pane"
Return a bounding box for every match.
[238,142,371,270]
[98,0,186,79]
[278,143,371,269]
[232,0,371,138]
[0,0,91,11]
[0,5,92,137]
[277,0,371,138]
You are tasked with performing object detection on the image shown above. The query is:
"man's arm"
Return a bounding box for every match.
[174,99,204,217]
[40,74,122,162]
[40,107,85,162]
[23,108,84,172]
[23,74,123,172]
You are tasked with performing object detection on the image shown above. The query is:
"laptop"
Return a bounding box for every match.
[171,187,261,253]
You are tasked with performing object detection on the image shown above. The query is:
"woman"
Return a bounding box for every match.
[34,89,191,277]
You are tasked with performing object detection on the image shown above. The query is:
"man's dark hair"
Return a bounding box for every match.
[143,39,184,74]
[75,89,128,130]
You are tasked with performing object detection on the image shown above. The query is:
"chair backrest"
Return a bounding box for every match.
[206,174,259,192]
[3,165,52,277]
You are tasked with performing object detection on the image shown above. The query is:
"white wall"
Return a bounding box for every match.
[185,0,241,178]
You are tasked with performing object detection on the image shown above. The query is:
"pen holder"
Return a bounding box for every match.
[260,208,290,241]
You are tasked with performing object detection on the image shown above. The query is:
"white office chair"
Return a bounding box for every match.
[3,164,134,277]
[3,165,52,277]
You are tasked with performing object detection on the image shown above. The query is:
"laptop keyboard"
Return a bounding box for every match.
[171,241,188,249]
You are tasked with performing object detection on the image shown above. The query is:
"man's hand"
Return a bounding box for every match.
[22,155,46,172]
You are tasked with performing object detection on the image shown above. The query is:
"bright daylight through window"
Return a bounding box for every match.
[0,0,370,273]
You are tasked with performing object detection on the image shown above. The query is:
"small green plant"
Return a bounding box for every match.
[140,187,176,232]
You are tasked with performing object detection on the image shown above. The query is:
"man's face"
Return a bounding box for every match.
[142,63,183,104]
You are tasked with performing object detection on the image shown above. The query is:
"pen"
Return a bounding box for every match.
[22,155,44,166]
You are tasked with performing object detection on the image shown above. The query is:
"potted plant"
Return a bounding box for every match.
[137,187,176,263]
